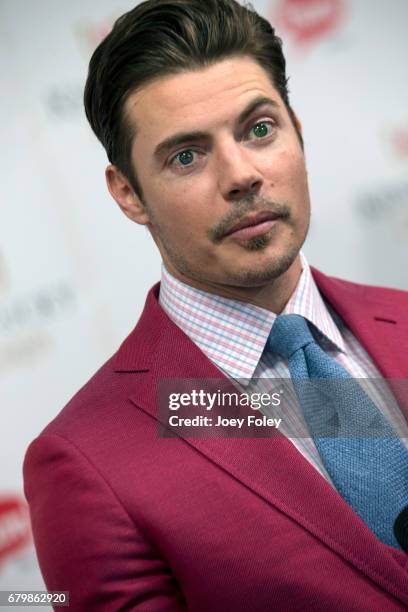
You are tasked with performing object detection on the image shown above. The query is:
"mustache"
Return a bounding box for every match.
[209,196,291,243]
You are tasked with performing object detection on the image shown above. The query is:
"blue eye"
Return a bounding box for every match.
[175,150,195,166]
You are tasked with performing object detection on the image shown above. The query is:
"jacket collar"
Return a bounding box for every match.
[311,268,408,379]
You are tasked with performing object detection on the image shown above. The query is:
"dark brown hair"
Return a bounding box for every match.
[84,0,302,199]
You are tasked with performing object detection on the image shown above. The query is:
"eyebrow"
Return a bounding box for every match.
[153,96,279,162]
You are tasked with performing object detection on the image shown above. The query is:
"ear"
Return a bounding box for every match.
[292,111,302,135]
[105,164,149,225]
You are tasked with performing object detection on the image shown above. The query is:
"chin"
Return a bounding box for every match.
[226,240,301,285]
[224,255,298,288]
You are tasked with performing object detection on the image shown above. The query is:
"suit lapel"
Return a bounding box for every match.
[312,267,408,416]
[312,267,408,380]
[115,279,408,604]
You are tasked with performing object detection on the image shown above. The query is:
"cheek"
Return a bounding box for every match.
[149,175,215,223]
[146,184,213,246]
[265,149,308,194]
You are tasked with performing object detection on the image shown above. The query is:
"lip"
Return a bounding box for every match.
[224,211,281,240]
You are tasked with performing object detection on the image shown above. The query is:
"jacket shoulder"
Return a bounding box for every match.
[37,348,140,442]
[335,276,407,305]
[312,266,408,305]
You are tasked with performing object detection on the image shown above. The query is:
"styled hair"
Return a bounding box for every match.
[84,0,302,198]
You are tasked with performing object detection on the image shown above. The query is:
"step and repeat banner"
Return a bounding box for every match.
[1,0,407,602]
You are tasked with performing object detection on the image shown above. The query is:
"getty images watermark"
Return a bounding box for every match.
[167,388,282,430]
[157,378,287,438]
[156,378,408,439]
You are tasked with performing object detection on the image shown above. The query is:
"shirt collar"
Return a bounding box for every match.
[159,253,346,381]
[284,254,346,354]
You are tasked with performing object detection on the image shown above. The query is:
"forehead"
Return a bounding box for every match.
[125,56,284,143]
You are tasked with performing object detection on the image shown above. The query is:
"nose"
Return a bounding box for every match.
[216,142,263,201]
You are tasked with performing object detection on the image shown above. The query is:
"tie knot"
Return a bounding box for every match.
[267,314,315,360]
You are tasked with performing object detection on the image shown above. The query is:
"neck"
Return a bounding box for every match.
[164,255,303,314]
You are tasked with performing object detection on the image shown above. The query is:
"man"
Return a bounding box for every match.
[24,0,408,610]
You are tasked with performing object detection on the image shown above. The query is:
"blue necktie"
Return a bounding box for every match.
[267,314,408,549]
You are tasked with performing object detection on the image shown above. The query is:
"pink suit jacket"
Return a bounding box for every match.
[24,268,408,611]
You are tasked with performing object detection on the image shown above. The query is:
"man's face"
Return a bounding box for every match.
[124,56,311,292]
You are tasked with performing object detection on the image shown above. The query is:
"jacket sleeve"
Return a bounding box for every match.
[23,433,186,611]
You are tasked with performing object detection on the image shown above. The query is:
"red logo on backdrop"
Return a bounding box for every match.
[275,0,345,46]
[390,127,408,159]
[75,15,118,56]
[0,496,31,566]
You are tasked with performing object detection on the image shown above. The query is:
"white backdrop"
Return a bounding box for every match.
[1,0,407,602]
